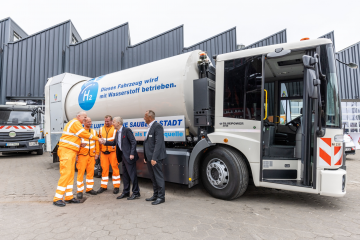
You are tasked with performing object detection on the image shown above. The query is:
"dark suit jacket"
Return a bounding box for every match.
[104,126,139,164]
[144,121,166,162]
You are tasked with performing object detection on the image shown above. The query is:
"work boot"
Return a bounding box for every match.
[77,192,83,199]
[65,198,80,204]
[113,188,119,194]
[145,195,158,201]
[53,200,66,207]
[86,190,97,195]
[97,187,107,194]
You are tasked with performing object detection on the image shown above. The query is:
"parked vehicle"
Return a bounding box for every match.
[344,134,356,155]
[45,38,350,200]
[0,102,44,154]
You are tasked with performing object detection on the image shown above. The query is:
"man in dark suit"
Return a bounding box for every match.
[100,116,140,200]
[143,110,167,205]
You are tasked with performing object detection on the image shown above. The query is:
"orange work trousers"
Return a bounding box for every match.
[76,155,95,193]
[53,147,77,202]
[100,151,120,189]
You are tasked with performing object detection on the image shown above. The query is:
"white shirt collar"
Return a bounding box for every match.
[148,120,155,129]
[119,126,123,133]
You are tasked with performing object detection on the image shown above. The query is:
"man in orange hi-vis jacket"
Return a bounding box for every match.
[53,111,99,207]
[96,115,121,195]
[76,117,99,199]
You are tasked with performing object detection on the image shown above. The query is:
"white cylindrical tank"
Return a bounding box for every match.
[65,50,204,135]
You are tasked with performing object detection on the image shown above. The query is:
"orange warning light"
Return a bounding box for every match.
[300,38,310,41]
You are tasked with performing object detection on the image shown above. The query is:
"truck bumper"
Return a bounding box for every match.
[320,169,346,197]
[0,141,43,153]
[345,149,356,155]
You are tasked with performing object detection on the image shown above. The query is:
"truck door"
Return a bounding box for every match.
[301,50,320,187]
[261,49,320,188]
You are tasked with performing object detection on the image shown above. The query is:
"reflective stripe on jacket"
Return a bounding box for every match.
[59,118,99,152]
[99,126,116,152]
[78,128,100,156]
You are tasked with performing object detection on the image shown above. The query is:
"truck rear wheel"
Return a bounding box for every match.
[201,146,249,200]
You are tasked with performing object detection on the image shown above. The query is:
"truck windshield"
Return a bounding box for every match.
[319,44,341,128]
[0,110,38,125]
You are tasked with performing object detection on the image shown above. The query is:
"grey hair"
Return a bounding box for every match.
[113,116,123,125]
[147,110,155,119]
[76,111,86,117]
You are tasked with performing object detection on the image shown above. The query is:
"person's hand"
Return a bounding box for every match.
[99,138,105,144]
[151,160,156,166]
[130,155,134,160]
[144,159,147,163]
[80,143,87,148]
[95,154,99,160]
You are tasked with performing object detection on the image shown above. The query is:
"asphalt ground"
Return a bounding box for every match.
[0,151,359,240]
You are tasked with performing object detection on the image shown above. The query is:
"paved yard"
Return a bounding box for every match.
[0,151,359,240]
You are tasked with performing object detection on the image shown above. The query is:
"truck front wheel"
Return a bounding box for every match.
[201,146,249,200]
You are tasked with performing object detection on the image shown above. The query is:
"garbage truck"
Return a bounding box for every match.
[0,102,44,154]
[44,38,351,200]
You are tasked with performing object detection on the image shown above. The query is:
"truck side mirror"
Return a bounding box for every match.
[303,55,319,99]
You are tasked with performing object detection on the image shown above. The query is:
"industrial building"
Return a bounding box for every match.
[0,17,359,142]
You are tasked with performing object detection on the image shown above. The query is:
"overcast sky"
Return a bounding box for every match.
[1,0,357,51]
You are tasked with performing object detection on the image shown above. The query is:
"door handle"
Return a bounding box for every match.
[263,89,268,120]
[275,116,280,123]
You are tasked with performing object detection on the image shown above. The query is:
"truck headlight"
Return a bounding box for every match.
[334,135,344,142]
[186,136,192,142]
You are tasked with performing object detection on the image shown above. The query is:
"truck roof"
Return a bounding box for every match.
[216,38,332,62]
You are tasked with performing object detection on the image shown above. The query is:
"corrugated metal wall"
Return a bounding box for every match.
[0,18,11,49]
[336,42,360,99]
[124,25,183,69]
[319,31,335,50]
[66,23,130,78]
[243,29,287,49]
[183,27,237,65]
[0,20,78,103]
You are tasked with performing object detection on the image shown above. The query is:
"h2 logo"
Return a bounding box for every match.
[78,82,98,111]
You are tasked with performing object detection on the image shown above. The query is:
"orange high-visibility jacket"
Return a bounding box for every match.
[78,128,100,156]
[59,118,99,152]
[99,125,117,152]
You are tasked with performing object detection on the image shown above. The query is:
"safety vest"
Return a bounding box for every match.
[59,118,99,152]
[99,125,117,152]
[78,128,100,157]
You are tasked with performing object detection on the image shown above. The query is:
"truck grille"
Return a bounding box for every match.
[0,132,34,142]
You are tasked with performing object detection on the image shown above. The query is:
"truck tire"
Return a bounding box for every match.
[36,148,44,155]
[201,146,249,200]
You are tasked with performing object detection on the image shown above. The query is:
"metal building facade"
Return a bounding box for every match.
[124,25,184,69]
[66,23,130,78]
[182,27,237,65]
[319,31,336,50]
[336,42,360,99]
[0,20,81,104]
[243,29,287,49]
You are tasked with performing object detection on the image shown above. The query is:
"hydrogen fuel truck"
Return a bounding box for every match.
[45,38,349,200]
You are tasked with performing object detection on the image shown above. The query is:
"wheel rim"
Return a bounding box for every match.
[206,158,229,189]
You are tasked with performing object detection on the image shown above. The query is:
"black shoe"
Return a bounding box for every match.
[65,198,80,204]
[53,200,66,207]
[145,195,158,201]
[77,192,83,199]
[152,198,165,205]
[113,188,119,194]
[96,187,107,194]
[116,193,130,199]
[86,190,97,195]
[127,193,141,200]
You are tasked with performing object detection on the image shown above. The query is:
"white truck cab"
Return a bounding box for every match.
[0,102,44,155]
